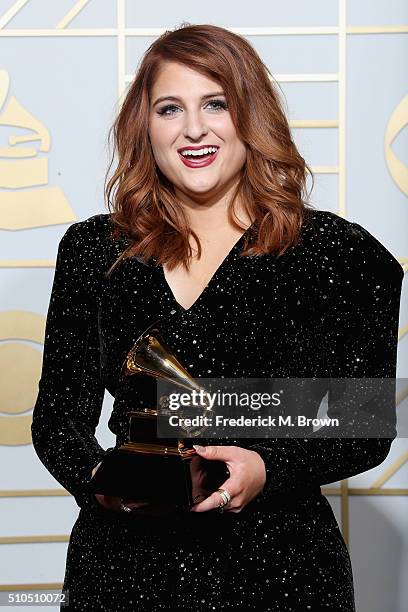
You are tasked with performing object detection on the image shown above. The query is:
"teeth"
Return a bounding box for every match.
[180,146,218,157]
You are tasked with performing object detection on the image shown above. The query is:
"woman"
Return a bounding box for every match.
[31,23,404,611]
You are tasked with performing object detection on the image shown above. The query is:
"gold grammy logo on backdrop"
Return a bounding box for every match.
[0,68,76,229]
[0,68,77,444]
[384,95,408,197]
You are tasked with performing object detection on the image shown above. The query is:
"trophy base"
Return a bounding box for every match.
[87,445,229,509]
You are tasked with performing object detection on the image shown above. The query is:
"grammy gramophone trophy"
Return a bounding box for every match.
[87,321,229,510]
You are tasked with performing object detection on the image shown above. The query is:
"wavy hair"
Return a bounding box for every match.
[104,22,316,276]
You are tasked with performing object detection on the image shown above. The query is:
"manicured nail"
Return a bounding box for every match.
[193,445,205,452]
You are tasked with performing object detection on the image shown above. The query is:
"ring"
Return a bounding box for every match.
[217,488,231,508]
[120,501,132,513]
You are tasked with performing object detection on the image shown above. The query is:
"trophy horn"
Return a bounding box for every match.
[121,322,212,438]
[121,322,202,394]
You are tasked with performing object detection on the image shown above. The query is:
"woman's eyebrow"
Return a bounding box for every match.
[152,91,225,107]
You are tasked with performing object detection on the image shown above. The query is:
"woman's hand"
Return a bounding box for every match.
[189,445,266,513]
[90,461,149,511]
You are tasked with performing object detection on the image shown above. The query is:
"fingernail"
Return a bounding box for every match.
[193,445,206,452]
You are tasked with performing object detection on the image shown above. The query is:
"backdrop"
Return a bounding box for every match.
[0,1,407,611]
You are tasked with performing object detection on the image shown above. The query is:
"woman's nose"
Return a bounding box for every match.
[182,111,208,140]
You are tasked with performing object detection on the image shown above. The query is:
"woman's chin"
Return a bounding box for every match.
[178,178,224,197]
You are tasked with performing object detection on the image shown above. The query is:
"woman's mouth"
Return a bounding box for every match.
[178,147,219,168]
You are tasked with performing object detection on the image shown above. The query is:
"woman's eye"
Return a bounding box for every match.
[207,100,228,112]
[157,104,179,116]
[157,99,228,117]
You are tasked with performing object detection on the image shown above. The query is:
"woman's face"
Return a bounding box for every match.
[148,61,247,202]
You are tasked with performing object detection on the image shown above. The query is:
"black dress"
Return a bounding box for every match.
[31,208,404,611]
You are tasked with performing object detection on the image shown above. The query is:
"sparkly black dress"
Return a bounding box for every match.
[31,209,403,611]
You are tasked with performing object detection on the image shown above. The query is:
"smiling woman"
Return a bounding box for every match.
[150,69,243,203]
[104,23,313,275]
[31,21,403,612]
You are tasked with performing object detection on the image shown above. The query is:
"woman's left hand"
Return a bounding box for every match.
[189,445,266,513]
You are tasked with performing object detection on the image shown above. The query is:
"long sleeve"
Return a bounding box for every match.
[31,222,107,509]
[250,219,404,499]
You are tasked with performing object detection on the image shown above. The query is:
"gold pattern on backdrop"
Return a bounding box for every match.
[384,95,408,196]
[0,69,76,229]
[0,310,45,445]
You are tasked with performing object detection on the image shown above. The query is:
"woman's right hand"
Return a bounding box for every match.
[90,462,150,512]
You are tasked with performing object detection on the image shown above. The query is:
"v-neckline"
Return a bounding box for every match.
[157,222,255,314]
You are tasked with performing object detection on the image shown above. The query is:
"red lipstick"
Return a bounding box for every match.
[177,146,219,168]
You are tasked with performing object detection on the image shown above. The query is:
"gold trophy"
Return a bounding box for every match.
[88,322,229,510]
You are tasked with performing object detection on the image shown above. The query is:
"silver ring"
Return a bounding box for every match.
[217,488,231,508]
[217,488,231,504]
[120,501,132,513]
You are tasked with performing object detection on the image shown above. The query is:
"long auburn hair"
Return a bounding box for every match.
[104,22,316,276]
